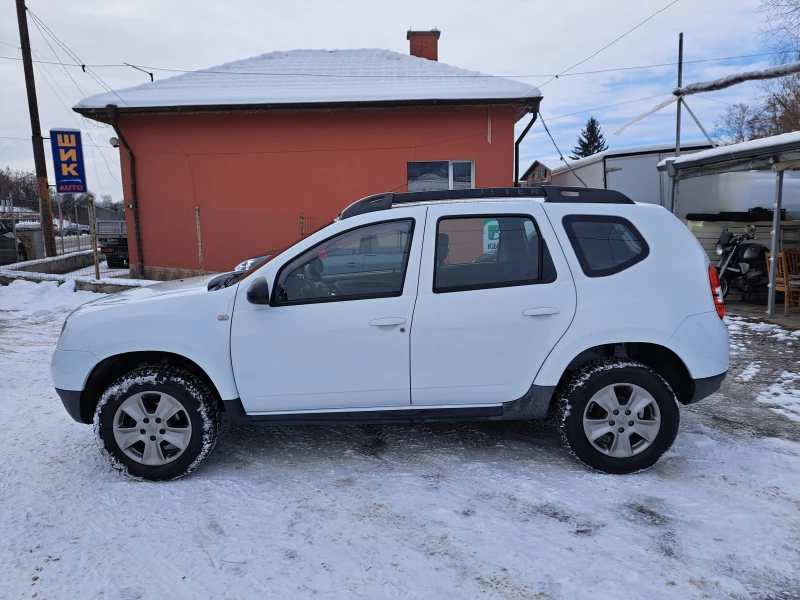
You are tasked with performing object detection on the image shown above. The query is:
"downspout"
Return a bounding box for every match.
[107,104,145,279]
[514,110,538,187]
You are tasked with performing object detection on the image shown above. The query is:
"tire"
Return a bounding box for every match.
[557,358,680,475]
[106,257,123,269]
[93,366,220,481]
[17,245,27,262]
[720,275,730,299]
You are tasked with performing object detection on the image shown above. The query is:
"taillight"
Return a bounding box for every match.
[708,264,725,319]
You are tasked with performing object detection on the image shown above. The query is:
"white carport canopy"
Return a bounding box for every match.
[657,131,800,317]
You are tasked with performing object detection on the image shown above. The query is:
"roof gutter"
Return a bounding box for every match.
[75,97,541,121]
[514,110,538,187]
[106,104,145,279]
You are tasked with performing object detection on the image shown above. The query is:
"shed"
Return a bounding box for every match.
[74,32,542,279]
[658,131,800,316]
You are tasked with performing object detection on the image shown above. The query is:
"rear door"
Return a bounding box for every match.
[410,202,576,406]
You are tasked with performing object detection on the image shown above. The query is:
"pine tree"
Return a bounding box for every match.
[570,117,609,159]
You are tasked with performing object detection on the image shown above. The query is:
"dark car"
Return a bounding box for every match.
[0,220,28,265]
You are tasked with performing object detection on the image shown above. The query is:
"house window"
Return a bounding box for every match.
[539,168,548,181]
[407,161,474,192]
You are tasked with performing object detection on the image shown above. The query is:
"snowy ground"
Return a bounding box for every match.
[0,280,799,600]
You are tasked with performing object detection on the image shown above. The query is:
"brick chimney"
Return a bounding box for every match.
[407,29,440,61]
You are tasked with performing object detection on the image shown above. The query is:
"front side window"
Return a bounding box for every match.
[274,219,414,304]
[563,215,649,277]
[434,215,554,293]
[408,161,474,192]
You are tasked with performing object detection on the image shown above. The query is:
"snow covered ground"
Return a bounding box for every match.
[0,280,799,600]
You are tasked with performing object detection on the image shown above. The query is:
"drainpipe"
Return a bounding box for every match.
[514,110,538,187]
[107,104,145,279]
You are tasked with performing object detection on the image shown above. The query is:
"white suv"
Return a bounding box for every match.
[51,187,729,480]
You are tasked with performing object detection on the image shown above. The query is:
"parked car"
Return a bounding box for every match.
[0,220,28,265]
[51,186,729,481]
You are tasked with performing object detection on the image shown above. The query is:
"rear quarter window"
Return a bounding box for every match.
[562,215,649,277]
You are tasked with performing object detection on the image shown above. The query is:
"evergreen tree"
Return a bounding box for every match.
[570,117,609,159]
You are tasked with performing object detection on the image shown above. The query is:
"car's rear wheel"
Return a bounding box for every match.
[94,366,220,481]
[557,358,679,474]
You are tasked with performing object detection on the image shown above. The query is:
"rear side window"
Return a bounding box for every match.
[563,215,649,277]
[434,215,555,293]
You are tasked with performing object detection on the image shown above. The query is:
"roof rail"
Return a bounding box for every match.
[338,186,633,220]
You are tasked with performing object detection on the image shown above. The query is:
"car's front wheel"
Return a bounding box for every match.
[94,366,220,481]
[557,358,680,474]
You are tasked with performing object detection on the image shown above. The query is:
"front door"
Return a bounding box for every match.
[410,203,576,406]
[231,207,426,413]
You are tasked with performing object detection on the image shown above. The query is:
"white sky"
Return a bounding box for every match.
[0,0,773,200]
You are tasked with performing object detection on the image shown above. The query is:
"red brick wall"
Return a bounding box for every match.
[116,105,518,274]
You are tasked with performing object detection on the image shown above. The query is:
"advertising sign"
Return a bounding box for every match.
[50,129,87,193]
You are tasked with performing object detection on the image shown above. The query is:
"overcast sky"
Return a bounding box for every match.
[0,0,773,200]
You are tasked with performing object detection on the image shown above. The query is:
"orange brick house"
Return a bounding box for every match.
[75,30,542,279]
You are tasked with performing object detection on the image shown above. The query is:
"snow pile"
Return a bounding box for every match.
[758,370,800,422]
[75,49,540,110]
[0,279,102,319]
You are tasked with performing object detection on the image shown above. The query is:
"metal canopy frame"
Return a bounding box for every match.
[657,136,800,317]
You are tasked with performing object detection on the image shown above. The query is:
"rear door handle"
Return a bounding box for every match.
[369,318,406,326]
[523,307,560,317]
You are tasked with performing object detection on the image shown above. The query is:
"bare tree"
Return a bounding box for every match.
[760,0,800,57]
[713,103,759,144]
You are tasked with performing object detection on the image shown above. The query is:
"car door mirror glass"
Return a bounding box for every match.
[246,277,270,305]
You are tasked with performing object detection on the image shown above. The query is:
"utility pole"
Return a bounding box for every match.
[675,32,684,157]
[15,0,57,257]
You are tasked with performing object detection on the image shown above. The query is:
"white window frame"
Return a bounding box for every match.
[408,160,475,191]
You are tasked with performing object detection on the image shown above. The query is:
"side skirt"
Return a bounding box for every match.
[222,384,556,428]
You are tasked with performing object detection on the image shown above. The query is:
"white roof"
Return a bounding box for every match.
[551,140,711,175]
[657,131,800,169]
[75,49,541,111]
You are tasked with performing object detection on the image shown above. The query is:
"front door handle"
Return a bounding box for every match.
[523,307,560,317]
[370,317,406,326]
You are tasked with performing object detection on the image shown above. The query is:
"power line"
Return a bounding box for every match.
[0,52,783,80]
[539,0,681,87]
[538,113,589,187]
[546,94,672,121]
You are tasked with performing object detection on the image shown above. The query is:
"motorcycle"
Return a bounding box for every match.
[715,224,769,298]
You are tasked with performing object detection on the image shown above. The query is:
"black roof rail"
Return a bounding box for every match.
[339,186,633,219]
[541,185,634,204]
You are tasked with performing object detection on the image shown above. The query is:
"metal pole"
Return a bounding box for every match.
[675,33,684,157]
[767,168,784,318]
[88,197,100,280]
[15,0,57,257]
[74,204,80,250]
[57,194,64,255]
[10,193,20,263]
[195,205,204,275]
[681,101,716,147]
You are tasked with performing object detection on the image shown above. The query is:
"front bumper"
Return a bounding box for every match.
[686,371,727,404]
[55,388,85,423]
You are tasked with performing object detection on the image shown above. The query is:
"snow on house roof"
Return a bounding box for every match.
[551,140,712,175]
[74,49,541,112]
[657,131,800,170]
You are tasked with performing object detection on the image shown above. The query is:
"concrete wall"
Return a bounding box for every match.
[115,106,519,275]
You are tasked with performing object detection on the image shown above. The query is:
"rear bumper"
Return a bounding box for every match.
[686,371,727,404]
[55,388,85,423]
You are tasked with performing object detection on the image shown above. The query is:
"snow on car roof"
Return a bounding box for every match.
[75,49,541,111]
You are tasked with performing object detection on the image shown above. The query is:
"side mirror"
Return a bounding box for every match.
[747,224,756,234]
[246,277,270,305]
